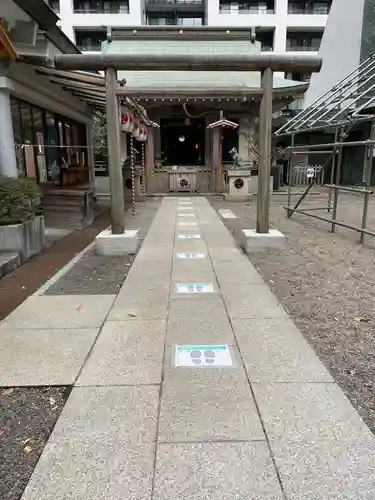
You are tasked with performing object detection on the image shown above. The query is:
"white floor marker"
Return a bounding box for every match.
[177,252,205,259]
[177,234,201,239]
[175,345,233,367]
[176,283,214,294]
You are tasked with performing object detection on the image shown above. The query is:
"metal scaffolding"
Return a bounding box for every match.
[275,53,375,137]
[275,53,375,244]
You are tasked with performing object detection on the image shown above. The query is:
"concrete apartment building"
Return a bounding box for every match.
[48,0,331,78]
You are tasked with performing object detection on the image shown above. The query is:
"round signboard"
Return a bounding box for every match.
[234,178,244,189]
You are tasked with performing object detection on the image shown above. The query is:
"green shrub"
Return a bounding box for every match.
[0,177,42,225]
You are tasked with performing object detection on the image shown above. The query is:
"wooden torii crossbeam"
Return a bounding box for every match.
[53,51,322,235]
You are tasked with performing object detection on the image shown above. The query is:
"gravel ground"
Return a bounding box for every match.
[45,199,161,295]
[210,191,375,435]
[0,386,71,500]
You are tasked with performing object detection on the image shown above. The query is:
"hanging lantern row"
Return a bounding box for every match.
[120,109,148,142]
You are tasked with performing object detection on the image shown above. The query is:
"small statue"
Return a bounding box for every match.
[229,147,248,170]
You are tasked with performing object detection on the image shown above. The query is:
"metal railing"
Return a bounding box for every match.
[74,3,129,14]
[219,7,274,14]
[284,139,375,244]
[288,7,330,14]
[147,0,204,4]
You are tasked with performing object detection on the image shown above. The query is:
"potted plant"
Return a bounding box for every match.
[0,177,45,262]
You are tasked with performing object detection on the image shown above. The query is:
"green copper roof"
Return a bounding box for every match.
[102,39,262,56]
[103,39,308,93]
[117,71,304,91]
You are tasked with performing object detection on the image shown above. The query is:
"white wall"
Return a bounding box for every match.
[304,0,365,107]
[58,0,143,42]
[57,0,329,55]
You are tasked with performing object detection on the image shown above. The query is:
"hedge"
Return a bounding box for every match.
[0,177,42,225]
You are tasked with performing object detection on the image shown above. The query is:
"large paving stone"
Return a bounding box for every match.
[153,442,283,500]
[77,320,166,385]
[21,438,154,500]
[272,438,375,500]
[125,262,171,284]
[109,285,169,320]
[135,246,174,262]
[209,246,249,262]
[166,313,235,344]
[52,386,158,444]
[232,318,332,382]
[174,240,207,254]
[221,283,288,319]
[213,261,264,284]
[253,382,372,443]
[171,261,213,280]
[1,295,115,329]
[0,327,98,386]
[201,235,237,247]
[168,297,226,321]
[159,366,264,442]
[172,257,212,270]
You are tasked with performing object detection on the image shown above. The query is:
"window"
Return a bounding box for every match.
[9,96,88,185]
[285,72,311,81]
[73,1,129,13]
[48,0,60,13]
[288,0,331,14]
[10,98,26,176]
[177,16,203,26]
[75,30,106,51]
[219,1,274,13]
[148,16,175,25]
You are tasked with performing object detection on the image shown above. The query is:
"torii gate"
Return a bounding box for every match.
[53,52,322,236]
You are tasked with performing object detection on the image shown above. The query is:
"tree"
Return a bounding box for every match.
[92,110,107,157]
[238,107,260,168]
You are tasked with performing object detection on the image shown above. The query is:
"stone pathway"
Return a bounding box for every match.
[1,197,375,499]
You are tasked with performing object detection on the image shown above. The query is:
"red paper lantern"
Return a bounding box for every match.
[132,119,140,139]
[121,111,134,133]
[138,124,148,142]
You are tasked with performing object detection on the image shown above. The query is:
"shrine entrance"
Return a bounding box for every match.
[160,118,205,166]
[53,29,322,235]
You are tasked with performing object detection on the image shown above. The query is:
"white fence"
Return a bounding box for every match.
[290,164,324,186]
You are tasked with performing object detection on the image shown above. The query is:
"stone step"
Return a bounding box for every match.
[0,253,20,279]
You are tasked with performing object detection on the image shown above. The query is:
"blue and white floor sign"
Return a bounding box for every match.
[175,345,233,367]
[178,234,200,239]
[176,283,214,293]
[177,252,205,259]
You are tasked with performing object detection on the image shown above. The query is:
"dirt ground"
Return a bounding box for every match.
[210,191,375,435]
[0,387,70,500]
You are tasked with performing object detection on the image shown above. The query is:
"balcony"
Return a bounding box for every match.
[288,1,331,15]
[219,1,274,14]
[147,15,204,25]
[73,1,129,14]
[145,0,205,13]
